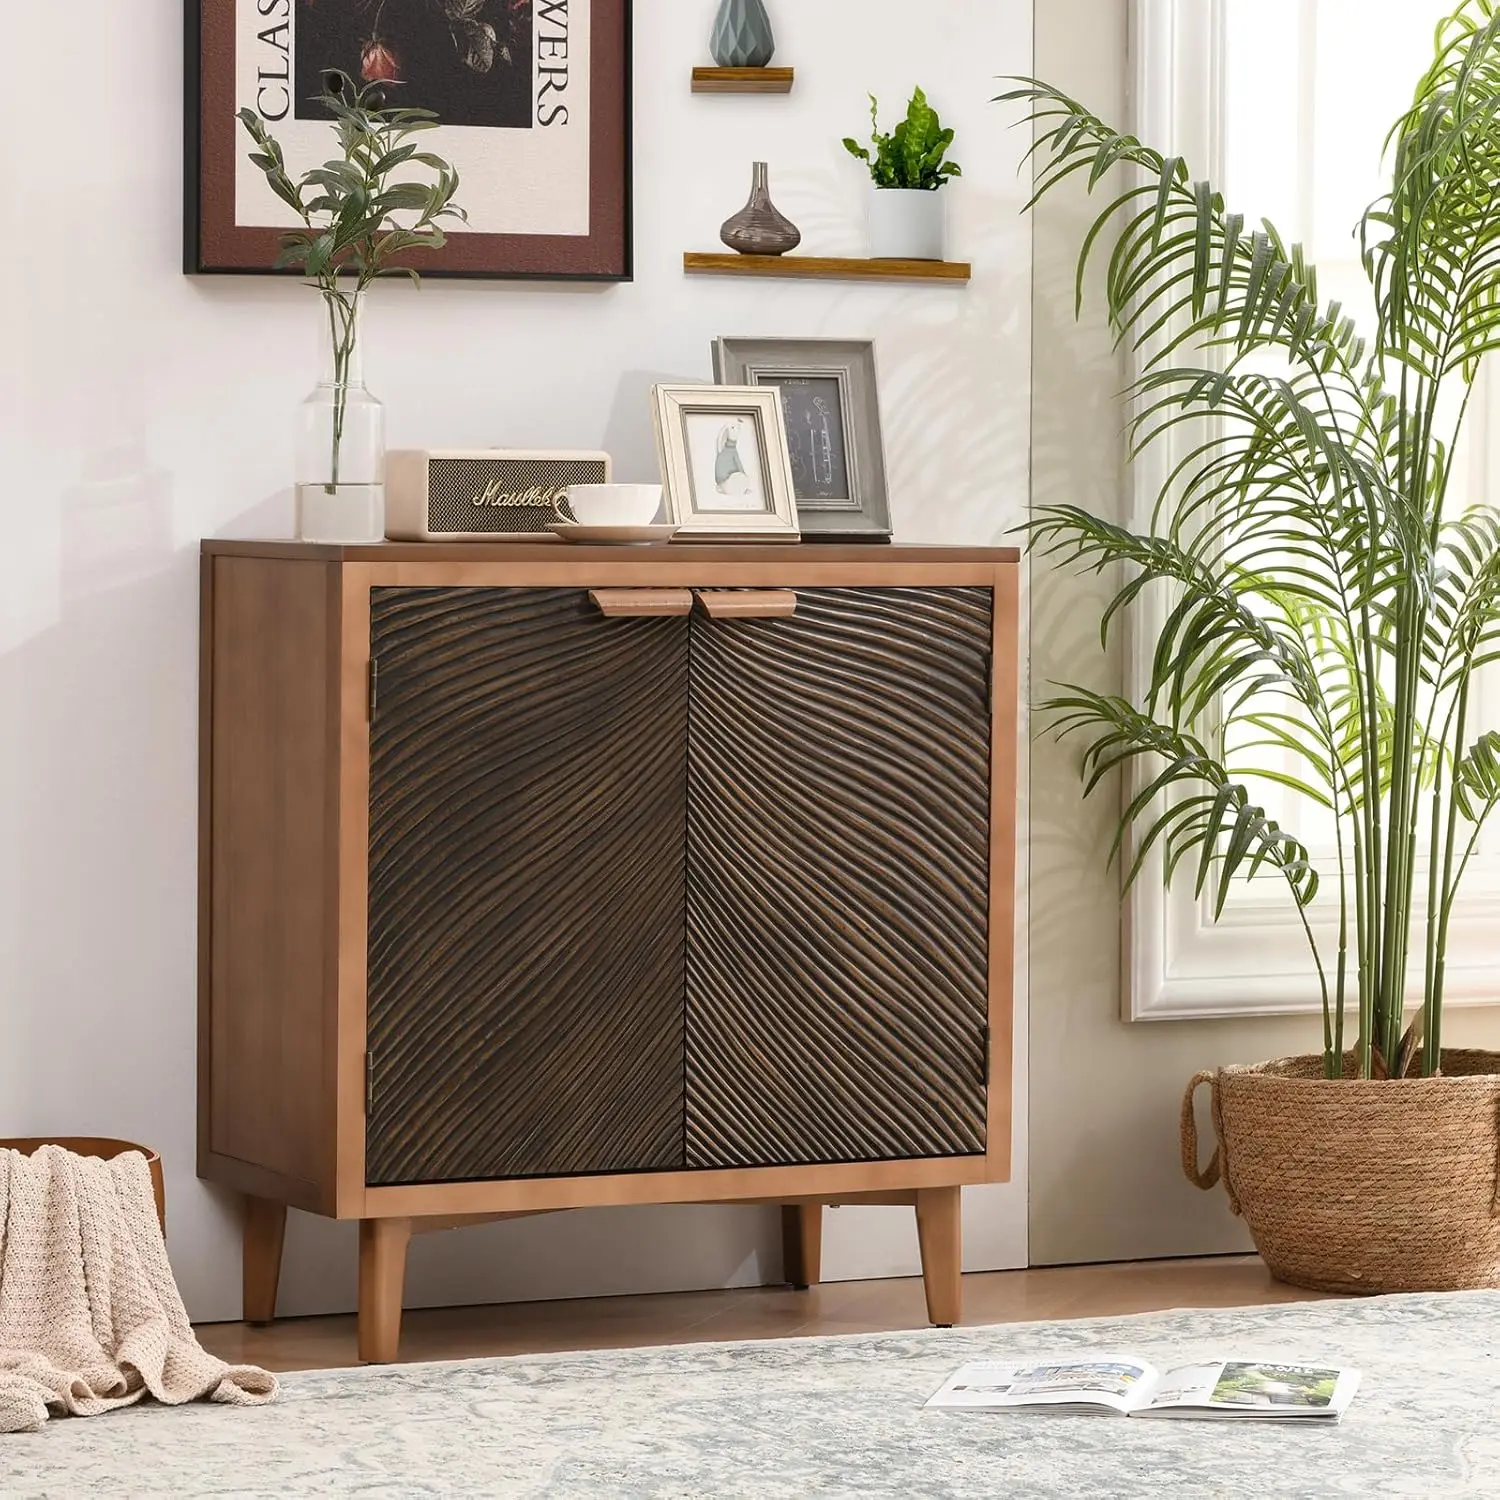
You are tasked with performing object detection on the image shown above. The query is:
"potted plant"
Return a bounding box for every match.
[843,87,961,261]
[1008,4,1500,1294]
[240,71,464,543]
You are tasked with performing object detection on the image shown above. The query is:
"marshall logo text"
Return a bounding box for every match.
[471,482,565,509]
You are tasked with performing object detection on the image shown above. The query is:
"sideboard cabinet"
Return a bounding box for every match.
[199,541,1019,1361]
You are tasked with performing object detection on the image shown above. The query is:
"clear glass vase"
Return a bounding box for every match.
[296,287,385,543]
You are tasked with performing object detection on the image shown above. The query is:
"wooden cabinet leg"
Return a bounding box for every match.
[358,1218,413,1364]
[915,1187,963,1327]
[781,1203,823,1289]
[242,1196,287,1327]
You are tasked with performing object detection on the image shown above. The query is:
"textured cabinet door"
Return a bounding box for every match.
[685,587,993,1168]
[365,587,689,1186]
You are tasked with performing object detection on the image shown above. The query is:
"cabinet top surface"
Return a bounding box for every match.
[201,539,1021,565]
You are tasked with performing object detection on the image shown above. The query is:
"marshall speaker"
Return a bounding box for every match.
[385,449,613,541]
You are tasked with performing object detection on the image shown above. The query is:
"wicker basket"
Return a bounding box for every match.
[0,1137,166,1236]
[1181,1051,1500,1293]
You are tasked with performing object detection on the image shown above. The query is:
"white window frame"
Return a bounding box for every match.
[1123,0,1500,1020]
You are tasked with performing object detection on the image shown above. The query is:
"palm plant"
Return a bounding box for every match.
[1006,1,1500,1082]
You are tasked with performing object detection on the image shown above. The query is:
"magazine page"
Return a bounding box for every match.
[1141,1361,1360,1421]
[1139,1361,1226,1412]
[926,1356,1158,1415]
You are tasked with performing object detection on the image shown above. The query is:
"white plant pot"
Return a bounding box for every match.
[867,186,947,261]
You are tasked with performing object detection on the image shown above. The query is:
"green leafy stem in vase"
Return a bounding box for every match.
[843,86,962,191]
[238,71,465,491]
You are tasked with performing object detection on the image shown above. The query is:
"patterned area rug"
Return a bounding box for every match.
[8,1290,1500,1497]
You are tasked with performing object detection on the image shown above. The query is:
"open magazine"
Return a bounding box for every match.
[926,1355,1360,1422]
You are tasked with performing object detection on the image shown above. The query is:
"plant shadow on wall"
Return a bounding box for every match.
[1023,173,1254,1261]
[1024,199,1128,1022]
[294,0,533,128]
[1005,1,1500,1296]
[867,226,1027,544]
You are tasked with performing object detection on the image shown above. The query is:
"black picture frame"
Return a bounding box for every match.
[184,0,633,281]
[711,338,892,540]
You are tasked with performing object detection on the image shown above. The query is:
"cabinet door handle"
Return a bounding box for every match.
[695,589,798,619]
[588,588,695,617]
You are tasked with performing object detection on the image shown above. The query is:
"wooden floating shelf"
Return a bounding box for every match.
[692,66,795,94]
[683,253,972,285]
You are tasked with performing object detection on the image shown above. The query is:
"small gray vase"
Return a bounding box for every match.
[710,0,776,68]
[720,162,802,256]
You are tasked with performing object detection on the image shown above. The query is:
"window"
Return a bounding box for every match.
[1125,0,1500,1018]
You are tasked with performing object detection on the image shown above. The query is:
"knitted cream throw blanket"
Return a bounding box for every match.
[0,1145,277,1433]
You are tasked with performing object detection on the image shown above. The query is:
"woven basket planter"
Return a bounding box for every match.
[1181,1051,1500,1293]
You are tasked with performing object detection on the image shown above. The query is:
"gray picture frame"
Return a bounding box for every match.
[711,338,892,540]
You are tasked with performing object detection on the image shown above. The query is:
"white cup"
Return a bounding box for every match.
[565,483,663,527]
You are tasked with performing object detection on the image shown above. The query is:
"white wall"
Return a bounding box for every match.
[0,0,1032,1321]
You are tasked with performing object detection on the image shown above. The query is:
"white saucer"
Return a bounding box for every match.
[548,522,680,545]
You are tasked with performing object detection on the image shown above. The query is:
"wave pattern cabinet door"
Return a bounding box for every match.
[686,587,993,1168]
[366,587,689,1186]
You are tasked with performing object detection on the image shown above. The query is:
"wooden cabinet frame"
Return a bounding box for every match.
[199,541,1020,1360]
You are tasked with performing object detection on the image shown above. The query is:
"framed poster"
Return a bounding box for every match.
[711,338,891,539]
[184,0,632,280]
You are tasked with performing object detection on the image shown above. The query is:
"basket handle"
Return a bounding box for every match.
[1180,1069,1243,1215]
[1180,1070,1222,1191]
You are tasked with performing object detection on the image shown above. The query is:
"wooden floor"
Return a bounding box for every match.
[196,1255,1335,1373]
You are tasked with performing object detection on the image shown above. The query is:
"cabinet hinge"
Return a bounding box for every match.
[982,1024,992,1087]
[367,657,379,722]
[365,1050,375,1115]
